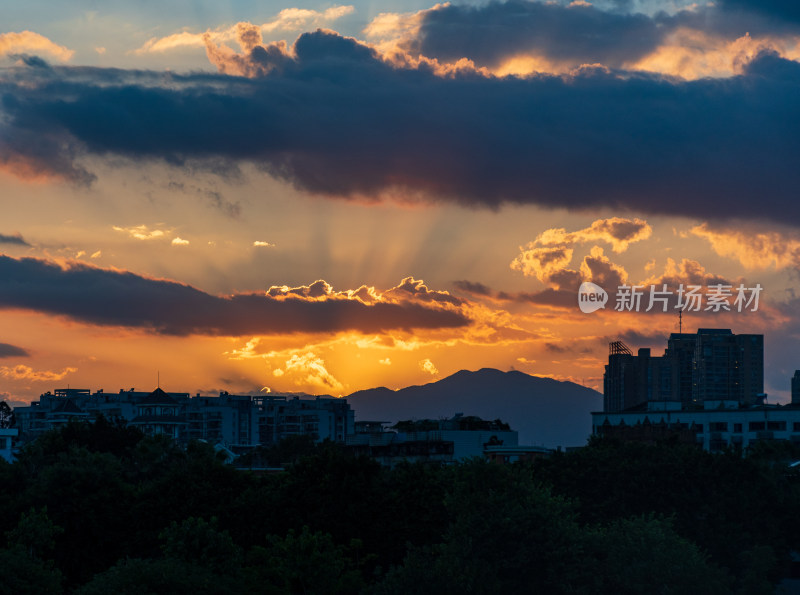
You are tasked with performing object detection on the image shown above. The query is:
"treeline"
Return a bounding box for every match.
[1,416,799,593]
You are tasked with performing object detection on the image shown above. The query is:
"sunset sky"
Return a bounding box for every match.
[2,0,800,404]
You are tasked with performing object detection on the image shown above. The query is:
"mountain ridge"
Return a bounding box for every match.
[345,367,602,448]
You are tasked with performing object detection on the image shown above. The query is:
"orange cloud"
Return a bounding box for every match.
[510,246,574,283]
[511,218,643,288]
[631,29,800,80]
[691,223,800,270]
[112,224,170,240]
[535,217,652,253]
[0,31,73,61]
[0,364,77,382]
[135,7,354,55]
[419,358,439,375]
[276,350,344,392]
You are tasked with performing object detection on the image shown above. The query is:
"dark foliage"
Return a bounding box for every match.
[2,422,798,593]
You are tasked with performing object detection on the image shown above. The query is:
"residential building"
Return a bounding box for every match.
[593,399,800,452]
[14,387,354,449]
[603,329,764,413]
[252,395,353,446]
[346,415,520,467]
[0,428,18,463]
[596,329,785,452]
[129,388,185,439]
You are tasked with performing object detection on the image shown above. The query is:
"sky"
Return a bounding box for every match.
[2,0,800,404]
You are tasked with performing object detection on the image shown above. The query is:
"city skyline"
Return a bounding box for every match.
[2,0,800,404]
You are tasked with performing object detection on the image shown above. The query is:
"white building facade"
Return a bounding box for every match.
[593,400,800,451]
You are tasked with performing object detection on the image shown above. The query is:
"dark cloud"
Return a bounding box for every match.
[385,277,464,306]
[0,255,470,336]
[0,342,30,358]
[0,233,29,246]
[581,249,627,290]
[452,280,493,296]
[718,0,800,24]
[544,341,569,353]
[613,329,669,348]
[499,288,577,309]
[413,0,663,69]
[411,1,800,67]
[2,31,800,222]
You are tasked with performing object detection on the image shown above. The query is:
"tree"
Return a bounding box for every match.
[0,507,63,595]
[159,517,242,576]
[586,515,732,594]
[245,527,365,595]
[376,459,589,594]
[5,506,62,560]
[0,401,14,429]
[75,558,241,595]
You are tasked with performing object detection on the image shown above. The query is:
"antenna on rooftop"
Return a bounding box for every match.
[679,310,682,334]
[157,370,160,389]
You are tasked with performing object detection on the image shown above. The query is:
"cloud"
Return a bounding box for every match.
[691,223,800,270]
[366,1,800,79]
[0,255,470,336]
[643,257,732,288]
[171,237,190,246]
[0,232,30,246]
[112,224,169,240]
[0,342,29,358]
[0,31,73,61]
[579,246,629,289]
[717,0,800,25]
[4,31,800,222]
[419,358,438,375]
[520,217,651,254]
[512,219,640,287]
[253,240,275,247]
[545,342,569,353]
[379,357,392,365]
[613,329,669,348]
[0,364,76,382]
[277,351,343,392]
[266,277,462,307]
[452,280,493,296]
[510,246,575,284]
[384,277,463,306]
[366,1,664,72]
[135,6,354,54]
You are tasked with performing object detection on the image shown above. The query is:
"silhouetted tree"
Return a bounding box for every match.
[0,401,14,429]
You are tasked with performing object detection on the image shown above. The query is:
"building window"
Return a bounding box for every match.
[733,423,742,433]
[767,421,786,432]
[793,422,800,433]
[749,422,765,431]
[709,422,728,432]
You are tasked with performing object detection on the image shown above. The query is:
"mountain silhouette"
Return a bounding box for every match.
[346,368,601,448]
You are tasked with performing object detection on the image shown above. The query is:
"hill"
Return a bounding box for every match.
[346,368,602,448]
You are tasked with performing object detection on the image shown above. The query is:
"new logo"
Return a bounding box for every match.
[578,282,608,313]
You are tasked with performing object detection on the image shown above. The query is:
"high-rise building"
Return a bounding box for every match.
[664,333,696,404]
[792,371,800,405]
[692,329,763,405]
[603,329,763,412]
